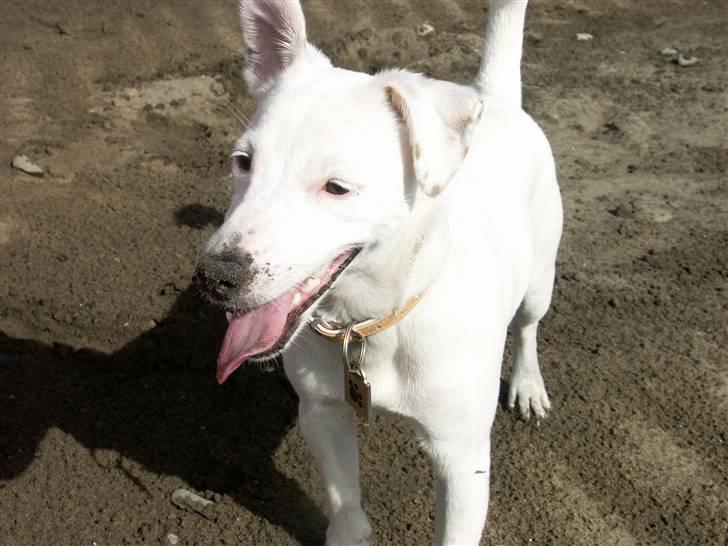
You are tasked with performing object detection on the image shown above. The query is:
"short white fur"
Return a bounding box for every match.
[204,0,562,544]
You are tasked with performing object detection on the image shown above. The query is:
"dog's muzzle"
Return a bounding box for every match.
[195,249,255,303]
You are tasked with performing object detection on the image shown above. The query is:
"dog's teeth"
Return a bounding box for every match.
[226,312,232,322]
[292,292,302,306]
[302,277,320,293]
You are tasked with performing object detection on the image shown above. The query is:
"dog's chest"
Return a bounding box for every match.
[315,290,438,418]
[355,329,422,416]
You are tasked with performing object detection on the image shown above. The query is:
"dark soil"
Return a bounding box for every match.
[1,1,726,545]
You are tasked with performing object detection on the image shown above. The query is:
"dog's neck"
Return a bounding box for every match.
[320,195,449,323]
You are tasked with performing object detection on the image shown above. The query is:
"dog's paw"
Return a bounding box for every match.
[507,371,551,421]
[326,506,372,546]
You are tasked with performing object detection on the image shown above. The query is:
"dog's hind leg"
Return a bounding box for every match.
[508,263,555,420]
[298,398,371,546]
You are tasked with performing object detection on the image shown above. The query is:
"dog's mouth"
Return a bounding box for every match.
[216,248,360,384]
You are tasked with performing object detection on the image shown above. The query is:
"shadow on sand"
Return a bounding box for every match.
[0,284,326,544]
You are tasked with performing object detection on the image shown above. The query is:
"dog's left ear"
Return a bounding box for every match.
[381,72,482,197]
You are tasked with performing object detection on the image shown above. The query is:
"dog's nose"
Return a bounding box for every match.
[195,250,254,302]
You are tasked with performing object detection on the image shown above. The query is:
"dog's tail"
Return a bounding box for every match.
[474,0,528,107]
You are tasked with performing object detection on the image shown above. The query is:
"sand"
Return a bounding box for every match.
[1,0,726,544]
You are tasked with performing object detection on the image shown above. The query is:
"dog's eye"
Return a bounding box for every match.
[232,152,252,173]
[324,180,350,196]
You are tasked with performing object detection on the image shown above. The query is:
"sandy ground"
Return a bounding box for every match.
[1,0,726,545]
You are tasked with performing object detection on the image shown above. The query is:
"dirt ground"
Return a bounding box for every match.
[0,0,726,545]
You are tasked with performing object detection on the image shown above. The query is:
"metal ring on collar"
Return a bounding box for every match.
[341,322,366,371]
[310,318,348,339]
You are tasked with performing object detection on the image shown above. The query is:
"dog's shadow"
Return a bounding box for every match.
[0,285,325,544]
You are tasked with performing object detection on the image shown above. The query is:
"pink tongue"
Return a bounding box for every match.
[216,291,295,384]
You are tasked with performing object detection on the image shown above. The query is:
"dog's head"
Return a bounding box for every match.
[196,0,481,383]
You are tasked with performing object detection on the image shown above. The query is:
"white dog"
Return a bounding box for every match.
[195,0,562,544]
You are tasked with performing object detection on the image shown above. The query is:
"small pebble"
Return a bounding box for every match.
[171,487,215,518]
[612,201,634,218]
[166,533,180,545]
[11,155,44,177]
[124,87,139,100]
[417,23,435,37]
[0,221,12,244]
[526,31,543,45]
[676,53,698,67]
[659,47,678,57]
[210,80,225,96]
[576,33,593,41]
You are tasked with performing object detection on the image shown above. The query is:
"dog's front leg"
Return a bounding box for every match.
[426,431,492,546]
[298,397,371,546]
[417,360,500,546]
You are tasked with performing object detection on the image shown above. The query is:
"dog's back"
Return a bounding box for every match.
[441,0,562,324]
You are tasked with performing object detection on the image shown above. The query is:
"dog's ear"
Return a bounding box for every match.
[239,0,310,95]
[381,72,482,197]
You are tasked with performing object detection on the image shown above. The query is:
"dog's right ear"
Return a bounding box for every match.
[239,0,310,96]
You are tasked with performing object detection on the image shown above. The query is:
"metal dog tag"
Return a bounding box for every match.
[345,368,371,422]
[341,323,372,422]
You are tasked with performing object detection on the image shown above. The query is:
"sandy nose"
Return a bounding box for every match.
[195,250,254,302]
